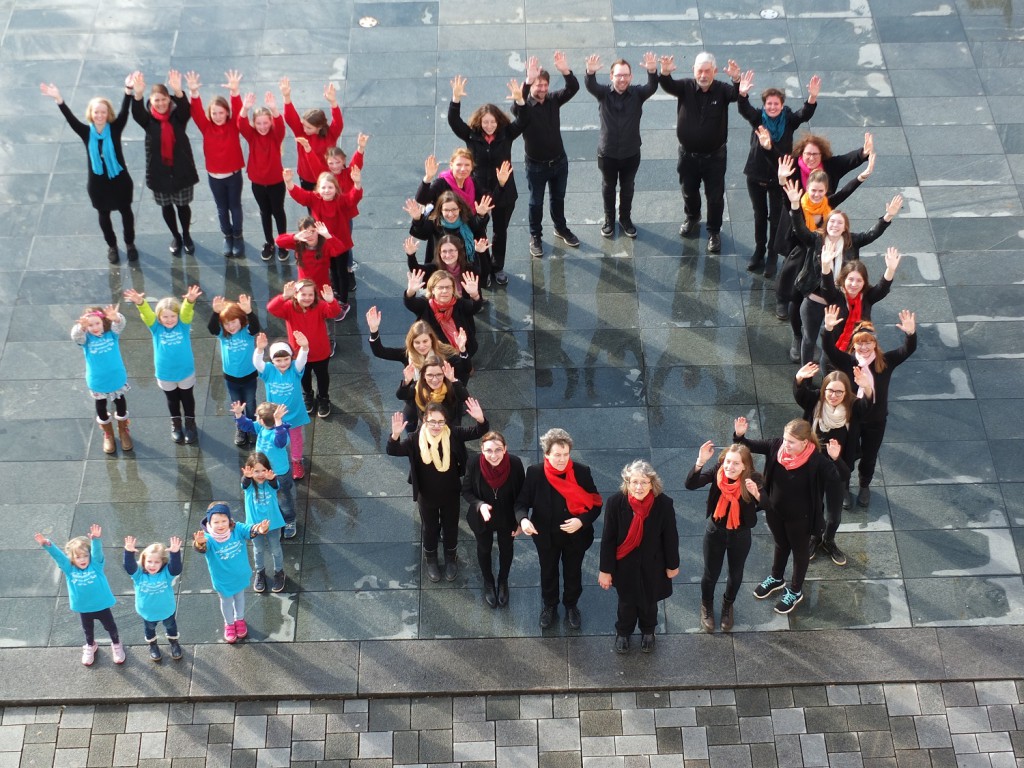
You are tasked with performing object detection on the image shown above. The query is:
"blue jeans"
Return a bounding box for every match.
[525,156,569,236]
[276,473,296,525]
[209,171,244,237]
[225,373,258,420]
[143,612,179,641]
[252,530,284,573]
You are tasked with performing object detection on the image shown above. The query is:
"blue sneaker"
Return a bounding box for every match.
[774,588,804,615]
[283,523,297,539]
[753,576,785,599]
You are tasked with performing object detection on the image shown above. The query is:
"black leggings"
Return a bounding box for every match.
[95,396,127,421]
[301,358,330,399]
[474,527,514,583]
[489,204,515,272]
[251,181,287,244]
[163,387,196,419]
[160,204,192,239]
[98,207,135,248]
[766,509,812,593]
[329,250,351,305]
[701,520,752,604]
[858,420,887,487]
[80,608,120,645]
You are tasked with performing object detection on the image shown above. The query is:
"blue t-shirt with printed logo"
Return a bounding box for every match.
[218,329,257,379]
[82,330,128,394]
[150,320,195,382]
[242,479,285,532]
[43,538,116,614]
[200,521,255,596]
[259,364,310,428]
[127,550,181,622]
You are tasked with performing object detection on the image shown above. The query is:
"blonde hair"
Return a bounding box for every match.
[64,536,90,561]
[85,97,117,125]
[449,147,474,168]
[138,542,169,569]
[154,297,182,316]
[783,419,820,449]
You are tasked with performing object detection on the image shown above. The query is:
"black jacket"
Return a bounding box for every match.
[584,71,658,159]
[685,463,762,529]
[515,461,602,549]
[448,101,529,203]
[598,491,679,605]
[131,93,199,194]
[386,420,489,502]
[462,453,526,537]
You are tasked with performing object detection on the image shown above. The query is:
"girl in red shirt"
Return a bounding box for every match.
[280,77,343,191]
[238,91,287,262]
[275,218,343,292]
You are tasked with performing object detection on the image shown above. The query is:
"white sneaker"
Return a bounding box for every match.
[111,642,126,664]
[82,643,98,666]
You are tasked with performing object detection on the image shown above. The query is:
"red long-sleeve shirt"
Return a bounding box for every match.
[283,102,343,183]
[275,233,343,288]
[191,94,245,174]
[287,185,362,252]
[303,147,364,194]
[267,293,341,363]
[238,113,286,185]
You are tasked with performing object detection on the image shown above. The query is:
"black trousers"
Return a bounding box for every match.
[80,608,120,645]
[489,203,515,272]
[163,387,196,419]
[678,146,727,232]
[418,493,461,553]
[766,509,812,593]
[598,153,641,221]
[745,177,783,257]
[616,599,657,636]
[301,358,330,400]
[474,527,514,583]
[251,181,287,244]
[700,519,752,604]
[535,534,590,608]
[812,478,846,542]
[98,206,135,248]
[858,419,887,487]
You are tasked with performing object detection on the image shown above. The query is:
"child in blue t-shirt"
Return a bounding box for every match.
[35,524,124,666]
[72,303,133,455]
[123,535,183,662]
[192,502,268,644]
[253,331,309,480]
[232,401,297,538]
[242,452,289,594]
[207,293,262,447]
[124,284,202,446]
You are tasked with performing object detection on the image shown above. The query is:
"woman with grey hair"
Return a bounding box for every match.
[515,428,603,631]
[598,460,680,653]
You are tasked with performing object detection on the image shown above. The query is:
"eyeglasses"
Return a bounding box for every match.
[824,388,846,396]
[441,207,460,214]
[424,373,444,379]
[629,479,652,487]
[803,150,821,157]
[482,447,505,454]
[425,420,446,427]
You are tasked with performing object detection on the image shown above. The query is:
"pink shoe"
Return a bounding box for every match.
[224,623,237,644]
[234,619,248,639]
[111,642,126,664]
[292,459,305,480]
[81,643,98,666]
[336,302,351,321]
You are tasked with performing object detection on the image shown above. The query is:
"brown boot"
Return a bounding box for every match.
[98,418,116,454]
[115,416,133,452]
[700,601,715,633]
[720,598,735,632]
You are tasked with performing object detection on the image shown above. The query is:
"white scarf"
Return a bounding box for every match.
[814,402,848,435]
[418,425,451,472]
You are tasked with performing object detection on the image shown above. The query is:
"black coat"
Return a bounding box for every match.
[515,461,602,550]
[462,453,526,537]
[386,420,489,502]
[447,101,528,204]
[58,92,134,210]
[598,492,679,606]
[823,327,917,424]
[734,434,841,522]
[131,93,199,194]
[403,293,484,358]
[368,332,471,382]
[684,463,761,529]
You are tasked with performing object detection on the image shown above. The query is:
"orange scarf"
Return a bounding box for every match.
[712,468,743,530]
[543,458,602,516]
[801,193,831,232]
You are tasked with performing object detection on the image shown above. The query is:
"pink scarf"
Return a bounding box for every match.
[439,169,476,209]
[854,349,876,400]
[797,156,814,189]
[777,441,816,471]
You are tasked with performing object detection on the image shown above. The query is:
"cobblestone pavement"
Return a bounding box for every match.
[4,682,1024,768]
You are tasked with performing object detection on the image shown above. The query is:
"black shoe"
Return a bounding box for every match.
[707,232,721,254]
[539,605,557,629]
[808,538,819,562]
[443,549,459,582]
[620,219,637,238]
[555,228,580,247]
[857,486,871,507]
[277,246,289,262]
[822,539,847,566]
[317,397,332,418]
[183,417,198,445]
[222,235,233,258]
[106,246,119,264]
[494,270,509,286]
[424,553,441,583]
[261,243,274,262]
[614,635,629,654]
[182,235,195,255]
[679,218,699,237]
[789,338,800,363]
[148,642,162,662]
[253,569,267,593]
[566,605,581,630]
[601,217,614,238]
[484,581,497,608]
[234,428,248,447]
[231,235,244,258]
[303,391,315,415]
[775,302,789,320]
[330,340,337,358]
[746,248,765,272]
[168,639,183,660]
[271,570,286,592]
[170,417,184,444]
[169,237,183,256]
[843,491,853,510]
[763,253,777,278]
[497,580,509,607]
[126,245,139,262]
[529,235,543,258]
[640,633,655,653]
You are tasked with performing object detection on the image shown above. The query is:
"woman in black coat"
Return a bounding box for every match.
[823,306,918,508]
[462,431,526,608]
[131,70,200,256]
[396,355,471,431]
[734,416,843,617]
[404,269,484,359]
[448,76,529,286]
[41,77,137,264]
[386,400,488,583]
[515,428,602,632]
[365,307,471,382]
[599,460,679,654]
[685,441,762,633]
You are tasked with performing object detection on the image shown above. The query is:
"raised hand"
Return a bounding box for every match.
[744,478,761,501]
[390,411,407,439]
[167,69,183,95]
[852,365,872,392]
[778,154,795,181]
[229,400,246,418]
[403,198,423,220]
[826,438,842,460]
[34,532,50,546]
[795,362,820,381]
[442,360,457,381]
[123,288,146,305]
[295,136,311,154]
[733,416,748,437]
[863,132,874,156]
[553,50,569,74]
[823,304,843,332]
[103,304,120,322]
[896,309,916,336]
[293,330,309,349]
[402,362,416,384]
[282,280,296,299]
[279,76,292,101]
[465,397,485,423]
[641,50,657,72]
[725,59,741,80]
[506,79,524,103]
[193,529,206,547]
[474,237,489,253]
[282,167,295,186]
[238,294,252,314]
[242,92,256,110]
[807,74,821,100]
[884,193,903,220]
[738,69,755,97]
[455,327,467,353]
[475,195,494,217]
[183,284,202,304]
[858,151,876,181]
[315,221,331,238]
[462,271,480,298]
[39,82,62,103]
[496,160,513,187]
[424,154,439,181]
[349,165,362,186]
[211,295,226,313]
[407,269,426,295]
[124,535,137,552]
[273,403,287,423]
[365,306,382,334]
[241,464,254,479]
[585,54,601,75]
[451,74,467,102]
[255,332,268,351]
[697,439,715,466]
[356,132,369,152]
[264,91,278,112]
[255,519,270,535]
[168,536,182,553]
[324,82,338,106]
[755,125,772,150]
[222,69,242,94]
[185,70,201,95]
[659,55,676,75]
[89,524,102,539]
[320,284,335,303]
[403,236,419,256]
[526,56,541,84]
[133,71,146,98]
[782,178,802,205]
[884,246,902,277]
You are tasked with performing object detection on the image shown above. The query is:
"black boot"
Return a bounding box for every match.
[148,640,162,662]
[170,417,184,444]
[424,551,441,583]
[443,548,459,582]
[763,251,778,278]
[497,579,509,607]
[183,417,198,445]
[483,578,497,608]
[168,637,183,661]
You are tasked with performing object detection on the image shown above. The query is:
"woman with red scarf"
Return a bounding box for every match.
[515,429,603,631]
[598,460,679,654]
[685,442,762,634]
[462,431,526,608]
[131,71,200,256]
[404,269,484,359]
[733,416,842,617]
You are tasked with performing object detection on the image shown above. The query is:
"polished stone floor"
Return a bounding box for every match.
[2,0,1024,706]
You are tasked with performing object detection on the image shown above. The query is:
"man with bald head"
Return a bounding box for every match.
[659,52,740,254]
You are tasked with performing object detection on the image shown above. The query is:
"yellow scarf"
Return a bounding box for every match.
[801,193,831,232]
[415,381,448,413]
[418,424,451,472]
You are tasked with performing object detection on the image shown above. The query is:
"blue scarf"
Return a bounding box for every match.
[760,106,791,144]
[440,217,477,265]
[88,123,123,179]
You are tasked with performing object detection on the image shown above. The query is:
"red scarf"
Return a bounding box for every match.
[616,492,654,560]
[149,104,176,166]
[777,441,816,470]
[712,468,743,530]
[428,297,460,348]
[543,457,602,516]
[837,291,863,351]
[480,452,511,491]
[439,169,476,209]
